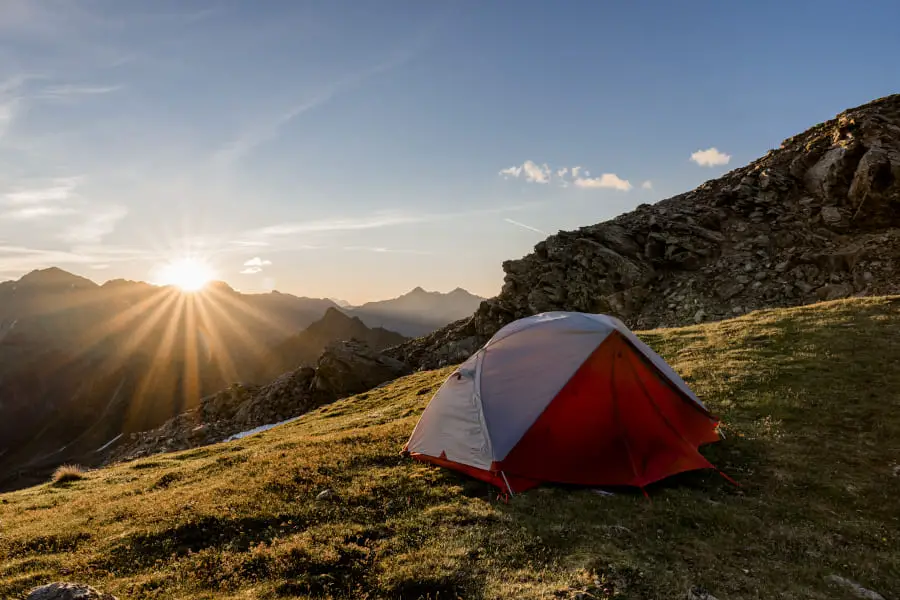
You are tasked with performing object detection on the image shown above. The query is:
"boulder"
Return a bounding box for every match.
[313,340,411,397]
[26,582,117,600]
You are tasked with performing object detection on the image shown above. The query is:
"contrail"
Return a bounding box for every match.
[504,218,546,235]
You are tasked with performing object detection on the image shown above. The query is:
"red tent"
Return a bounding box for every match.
[403,312,723,494]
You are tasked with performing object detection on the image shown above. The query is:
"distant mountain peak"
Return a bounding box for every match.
[18,267,97,288]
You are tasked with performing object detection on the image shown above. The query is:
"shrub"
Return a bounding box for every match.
[51,464,87,485]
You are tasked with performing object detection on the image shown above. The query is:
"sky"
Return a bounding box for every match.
[0,0,898,304]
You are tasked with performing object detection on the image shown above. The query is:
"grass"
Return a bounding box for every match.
[50,465,87,486]
[1,297,899,599]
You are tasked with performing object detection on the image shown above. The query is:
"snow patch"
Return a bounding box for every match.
[224,416,301,442]
[95,433,124,453]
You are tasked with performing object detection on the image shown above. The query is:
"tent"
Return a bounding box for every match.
[402,312,723,495]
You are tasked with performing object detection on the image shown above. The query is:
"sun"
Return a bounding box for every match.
[156,258,216,292]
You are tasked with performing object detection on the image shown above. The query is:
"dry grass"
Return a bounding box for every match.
[50,464,87,486]
[1,297,898,599]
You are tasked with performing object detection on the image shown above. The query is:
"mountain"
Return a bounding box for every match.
[346,286,485,337]
[388,93,900,369]
[0,270,343,491]
[256,307,408,380]
[2,297,897,599]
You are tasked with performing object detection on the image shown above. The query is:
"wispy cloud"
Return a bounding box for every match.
[342,245,433,255]
[213,54,414,167]
[59,205,128,244]
[247,213,425,238]
[641,180,653,190]
[4,176,83,204]
[0,242,156,277]
[238,204,538,245]
[573,173,632,191]
[1,205,79,220]
[35,83,122,100]
[690,147,731,167]
[504,218,546,235]
[240,266,262,275]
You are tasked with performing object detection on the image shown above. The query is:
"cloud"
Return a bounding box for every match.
[4,176,83,204]
[499,160,550,183]
[90,263,110,270]
[499,165,522,178]
[239,204,539,244]
[500,161,638,192]
[35,84,122,100]
[249,213,425,238]
[213,55,413,167]
[240,266,262,275]
[504,218,546,235]
[0,242,156,276]
[1,205,79,220]
[641,180,653,190]
[58,205,128,244]
[342,245,433,255]
[690,147,731,167]
[573,173,632,191]
[243,256,272,267]
[522,161,550,183]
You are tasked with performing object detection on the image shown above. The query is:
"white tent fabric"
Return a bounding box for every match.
[405,311,705,470]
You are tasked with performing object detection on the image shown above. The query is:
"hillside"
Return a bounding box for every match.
[346,287,485,337]
[259,308,408,380]
[388,93,900,369]
[2,297,897,599]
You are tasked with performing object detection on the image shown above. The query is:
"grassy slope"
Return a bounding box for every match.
[1,298,898,600]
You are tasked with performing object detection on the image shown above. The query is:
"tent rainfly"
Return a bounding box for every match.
[402,312,725,495]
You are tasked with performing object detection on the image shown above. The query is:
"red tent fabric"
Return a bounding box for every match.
[403,312,722,494]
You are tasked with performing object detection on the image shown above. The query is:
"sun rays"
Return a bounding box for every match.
[22,264,299,436]
[153,257,216,292]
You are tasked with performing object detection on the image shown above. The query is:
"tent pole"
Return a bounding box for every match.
[500,471,515,497]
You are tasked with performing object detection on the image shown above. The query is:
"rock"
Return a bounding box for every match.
[820,205,844,225]
[686,586,719,600]
[693,309,706,323]
[386,94,900,370]
[316,488,337,501]
[824,574,886,600]
[313,340,410,397]
[26,582,118,600]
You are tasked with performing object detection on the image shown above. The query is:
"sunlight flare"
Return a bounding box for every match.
[154,258,216,292]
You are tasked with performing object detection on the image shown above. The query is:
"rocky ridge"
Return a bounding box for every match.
[104,340,410,462]
[387,93,900,369]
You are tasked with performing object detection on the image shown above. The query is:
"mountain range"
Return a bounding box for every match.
[0,271,480,490]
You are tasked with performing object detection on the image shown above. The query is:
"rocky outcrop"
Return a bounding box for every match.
[388,93,900,369]
[312,339,411,397]
[259,307,407,379]
[104,341,409,462]
[26,582,117,600]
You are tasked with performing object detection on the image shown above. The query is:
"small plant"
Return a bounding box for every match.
[51,464,87,485]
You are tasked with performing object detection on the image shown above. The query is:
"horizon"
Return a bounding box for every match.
[1,264,484,304]
[1,1,899,304]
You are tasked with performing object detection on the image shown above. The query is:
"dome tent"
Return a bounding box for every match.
[402,312,723,495]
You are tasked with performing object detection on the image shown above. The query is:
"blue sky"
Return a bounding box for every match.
[0,0,898,303]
